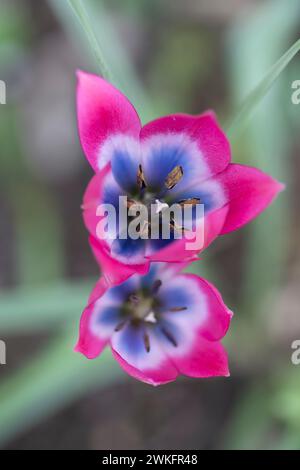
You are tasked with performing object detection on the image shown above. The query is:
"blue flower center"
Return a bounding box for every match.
[114,279,186,352]
[125,164,200,238]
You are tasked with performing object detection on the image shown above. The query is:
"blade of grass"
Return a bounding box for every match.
[227,37,300,140]
[67,0,113,81]
[0,330,123,446]
[226,0,298,311]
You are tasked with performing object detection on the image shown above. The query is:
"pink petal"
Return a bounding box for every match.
[146,205,228,262]
[111,348,178,386]
[88,277,109,304]
[75,279,109,359]
[82,164,112,239]
[89,235,150,287]
[140,111,231,177]
[156,261,194,279]
[76,70,141,171]
[156,273,231,379]
[146,238,198,263]
[110,320,179,386]
[218,163,284,234]
[182,274,233,341]
[174,338,229,378]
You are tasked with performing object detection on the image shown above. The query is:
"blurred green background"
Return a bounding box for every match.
[0,0,300,450]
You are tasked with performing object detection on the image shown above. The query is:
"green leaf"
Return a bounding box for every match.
[227,36,300,140]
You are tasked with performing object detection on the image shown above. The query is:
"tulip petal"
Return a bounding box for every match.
[77,70,141,171]
[174,338,229,378]
[111,236,146,265]
[141,111,231,181]
[111,323,178,386]
[109,136,141,193]
[155,274,231,378]
[146,205,228,262]
[75,279,112,359]
[89,236,149,287]
[181,274,233,341]
[217,163,284,234]
[82,164,120,241]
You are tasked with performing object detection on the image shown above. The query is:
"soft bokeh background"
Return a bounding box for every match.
[1,0,300,450]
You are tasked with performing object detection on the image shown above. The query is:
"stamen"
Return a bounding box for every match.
[152,279,162,294]
[169,306,187,312]
[137,164,147,189]
[114,320,127,332]
[143,332,151,352]
[169,219,185,234]
[126,199,150,237]
[161,327,177,347]
[129,294,140,304]
[178,197,200,207]
[165,165,183,190]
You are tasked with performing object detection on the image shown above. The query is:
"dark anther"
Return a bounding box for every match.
[169,306,187,312]
[161,327,177,347]
[152,279,162,294]
[165,165,183,190]
[114,320,127,332]
[169,220,185,234]
[143,332,151,353]
[137,164,147,189]
[129,294,140,304]
[178,197,200,207]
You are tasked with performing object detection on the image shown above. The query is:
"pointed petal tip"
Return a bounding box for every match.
[202,109,217,120]
[269,178,286,199]
[76,69,90,83]
[76,68,84,78]
[74,342,98,360]
[76,69,96,80]
[277,181,286,192]
[76,69,106,82]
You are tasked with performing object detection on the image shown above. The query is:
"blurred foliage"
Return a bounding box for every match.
[148,28,216,114]
[0,0,300,449]
[0,2,29,68]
